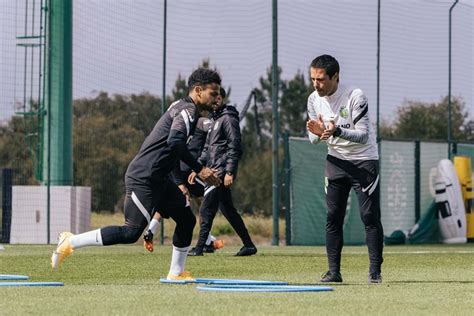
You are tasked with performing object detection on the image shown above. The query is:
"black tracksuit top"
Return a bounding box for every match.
[171,117,212,185]
[125,97,202,185]
[198,105,243,178]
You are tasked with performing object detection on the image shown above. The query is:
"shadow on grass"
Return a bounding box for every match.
[287,280,474,286]
[289,282,359,286]
[388,280,474,284]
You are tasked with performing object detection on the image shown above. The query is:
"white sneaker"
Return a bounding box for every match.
[51,232,74,270]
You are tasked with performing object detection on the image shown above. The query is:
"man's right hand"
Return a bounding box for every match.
[307,114,326,136]
[188,172,197,185]
[178,184,190,196]
[178,184,191,204]
[197,167,221,187]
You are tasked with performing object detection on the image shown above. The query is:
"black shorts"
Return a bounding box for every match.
[124,176,187,225]
[106,175,195,247]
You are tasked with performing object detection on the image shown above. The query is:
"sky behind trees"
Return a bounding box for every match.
[1,0,472,122]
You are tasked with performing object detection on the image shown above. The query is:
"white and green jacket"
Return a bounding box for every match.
[307,84,379,161]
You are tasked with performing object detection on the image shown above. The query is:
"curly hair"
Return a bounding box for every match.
[188,68,221,89]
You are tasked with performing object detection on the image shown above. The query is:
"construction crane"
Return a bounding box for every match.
[237,89,263,147]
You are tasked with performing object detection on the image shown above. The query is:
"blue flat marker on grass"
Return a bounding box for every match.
[197,285,333,292]
[159,278,191,284]
[0,274,29,280]
[0,281,64,287]
[159,278,288,285]
[195,278,288,285]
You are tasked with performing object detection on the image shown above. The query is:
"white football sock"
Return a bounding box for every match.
[205,234,217,246]
[70,229,103,249]
[169,245,189,275]
[148,218,161,235]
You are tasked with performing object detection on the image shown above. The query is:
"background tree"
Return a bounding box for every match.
[380,96,472,141]
[280,70,313,136]
[167,59,232,105]
[233,67,282,215]
[379,118,395,139]
[234,67,311,215]
[73,92,162,212]
[10,66,472,216]
[169,73,188,103]
[0,115,38,185]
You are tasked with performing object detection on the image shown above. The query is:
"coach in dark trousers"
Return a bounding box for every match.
[188,88,257,257]
[306,55,384,283]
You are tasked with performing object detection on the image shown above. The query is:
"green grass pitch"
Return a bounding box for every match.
[1,244,473,315]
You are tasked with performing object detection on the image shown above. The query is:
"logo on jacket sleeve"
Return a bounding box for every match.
[185,109,195,123]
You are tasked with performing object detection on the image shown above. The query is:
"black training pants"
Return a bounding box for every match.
[325,155,384,274]
[101,176,196,248]
[196,185,253,248]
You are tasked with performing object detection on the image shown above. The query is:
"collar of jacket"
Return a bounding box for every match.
[210,104,227,119]
[183,96,195,104]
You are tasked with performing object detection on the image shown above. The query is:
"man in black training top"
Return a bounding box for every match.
[142,115,224,253]
[188,87,257,257]
[51,68,221,281]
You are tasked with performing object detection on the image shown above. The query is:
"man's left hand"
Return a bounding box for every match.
[224,173,234,188]
[321,120,337,140]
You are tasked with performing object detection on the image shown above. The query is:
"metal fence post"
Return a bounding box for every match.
[414,140,420,223]
[271,0,279,246]
[283,133,291,245]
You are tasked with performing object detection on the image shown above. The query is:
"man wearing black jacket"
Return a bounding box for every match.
[188,88,257,257]
[142,116,224,253]
[51,68,222,280]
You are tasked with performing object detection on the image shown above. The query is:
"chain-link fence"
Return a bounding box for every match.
[0,0,472,244]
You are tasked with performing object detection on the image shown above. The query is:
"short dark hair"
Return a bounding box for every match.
[188,68,221,89]
[310,55,339,79]
[219,87,226,99]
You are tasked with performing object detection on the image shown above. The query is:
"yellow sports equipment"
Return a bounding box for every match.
[453,156,474,242]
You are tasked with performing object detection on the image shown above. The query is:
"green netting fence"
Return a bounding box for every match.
[288,137,474,245]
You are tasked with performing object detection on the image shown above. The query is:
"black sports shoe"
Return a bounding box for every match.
[187,247,204,256]
[320,271,343,283]
[203,243,215,253]
[368,272,382,284]
[235,246,257,256]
